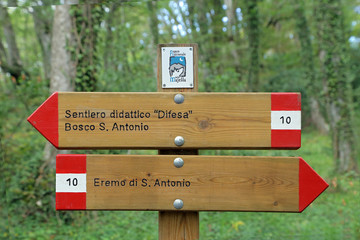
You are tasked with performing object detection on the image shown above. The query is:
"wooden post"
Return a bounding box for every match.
[157,44,199,240]
[159,211,199,240]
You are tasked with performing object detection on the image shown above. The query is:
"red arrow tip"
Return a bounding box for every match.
[299,157,329,212]
[27,92,59,148]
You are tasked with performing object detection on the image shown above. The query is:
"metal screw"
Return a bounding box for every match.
[174,94,184,104]
[190,84,193,87]
[190,47,192,51]
[163,84,166,87]
[174,158,184,168]
[174,136,185,146]
[173,199,184,209]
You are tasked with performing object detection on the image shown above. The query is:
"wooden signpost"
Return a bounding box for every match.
[28,43,328,240]
[27,92,301,149]
[157,43,200,239]
[56,154,328,213]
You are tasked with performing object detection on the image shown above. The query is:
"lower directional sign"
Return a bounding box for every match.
[56,154,328,212]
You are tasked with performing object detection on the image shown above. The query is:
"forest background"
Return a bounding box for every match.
[1,0,360,239]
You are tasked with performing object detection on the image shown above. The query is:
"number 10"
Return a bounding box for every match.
[280,116,291,124]
[66,178,78,186]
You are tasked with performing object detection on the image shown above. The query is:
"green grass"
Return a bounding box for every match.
[3,130,360,240]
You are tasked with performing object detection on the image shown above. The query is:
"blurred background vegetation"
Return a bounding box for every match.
[1,0,359,239]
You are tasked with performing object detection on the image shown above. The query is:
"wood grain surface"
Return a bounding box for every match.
[57,92,271,149]
[157,43,200,240]
[85,155,299,212]
[158,211,199,240]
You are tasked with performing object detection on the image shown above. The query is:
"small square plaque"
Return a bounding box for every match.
[161,47,194,88]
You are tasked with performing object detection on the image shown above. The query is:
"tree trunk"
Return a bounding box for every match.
[309,97,329,134]
[189,0,212,91]
[32,6,53,81]
[293,0,329,134]
[71,4,103,92]
[211,0,225,44]
[50,4,75,92]
[224,0,242,81]
[147,1,159,78]
[103,2,120,71]
[0,7,20,67]
[32,5,53,81]
[208,0,225,76]
[187,0,198,41]
[7,0,18,7]
[316,0,358,173]
[244,0,260,91]
[44,4,76,169]
[0,6,27,82]
[0,40,6,61]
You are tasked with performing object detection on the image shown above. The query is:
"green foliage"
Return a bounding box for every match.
[1,76,52,236]
[96,2,157,92]
[315,0,358,172]
[70,4,104,92]
[1,0,360,239]
[202,68,245,92]
[244,0,260,91]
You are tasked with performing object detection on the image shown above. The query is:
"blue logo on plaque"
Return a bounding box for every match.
[169,56,186,79]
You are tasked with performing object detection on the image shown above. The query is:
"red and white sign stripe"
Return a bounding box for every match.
[56,154,87,210]
[271,93,301,148]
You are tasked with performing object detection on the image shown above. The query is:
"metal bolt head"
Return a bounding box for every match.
[174,136,185,146]
[174,94,184,104]
[173,199,184,209]
[174,158,184,168]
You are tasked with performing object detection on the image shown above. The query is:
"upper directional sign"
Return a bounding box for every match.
[55,154,328,212]
[28,92,301,149]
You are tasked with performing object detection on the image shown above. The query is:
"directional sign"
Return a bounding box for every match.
[28,92,301,149]
[55,154,328,212]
